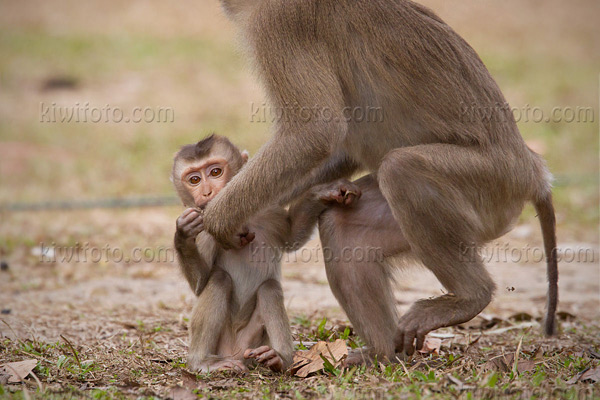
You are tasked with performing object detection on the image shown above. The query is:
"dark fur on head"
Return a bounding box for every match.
[174,134,246,175]
[171,134,247,208]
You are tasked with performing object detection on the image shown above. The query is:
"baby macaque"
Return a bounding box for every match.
[172,134,360,373]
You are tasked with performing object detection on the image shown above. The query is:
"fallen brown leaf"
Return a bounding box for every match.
[483,355,510,373]
[568,366,600,384]
[485,353,535,374]
[418,337,442,355]
[1,359,38,383]
[457,315,503,331]
[580,366,600,383]
[290,339,348,378]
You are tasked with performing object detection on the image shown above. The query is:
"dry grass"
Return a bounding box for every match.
[1,313,599,399]
[0,0,599,398]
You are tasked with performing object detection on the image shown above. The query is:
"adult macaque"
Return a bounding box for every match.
[203,0,559,363]
[172,134,361,372]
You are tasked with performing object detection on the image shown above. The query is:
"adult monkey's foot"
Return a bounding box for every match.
[342,348,375,367]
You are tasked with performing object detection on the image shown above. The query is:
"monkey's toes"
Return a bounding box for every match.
[216,360,248,374]
[395,320,434,356]
[244,346,284,372]
[342,348,373,367]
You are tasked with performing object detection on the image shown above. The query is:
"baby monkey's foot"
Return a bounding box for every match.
[203,359,249,374]
[244,346,284,372]
[318,179,362,206]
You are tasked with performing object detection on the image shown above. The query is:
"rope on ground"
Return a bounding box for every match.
[0,196,181,212]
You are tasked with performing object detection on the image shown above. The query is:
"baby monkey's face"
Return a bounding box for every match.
[179,156,231,210]
[172,135,249,211]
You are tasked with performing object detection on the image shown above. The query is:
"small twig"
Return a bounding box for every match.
[139,332,145,356]
[325,343,338,364]
[60,335,81,369]
[22,386,31,400]
[18,350,53,365]
[512,336,524,377]
[397,359,412,383]
[29,370,44,392]
[484,322,538,335]
[0,319,18,339]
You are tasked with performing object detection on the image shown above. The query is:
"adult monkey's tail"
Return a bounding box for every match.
[533,191,559,336]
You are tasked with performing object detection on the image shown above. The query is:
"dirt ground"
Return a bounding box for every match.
[0,0,599,398]
[0,208,599,398]
[1,208,598,341]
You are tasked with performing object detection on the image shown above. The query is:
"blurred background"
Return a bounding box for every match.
[0,0,598,342]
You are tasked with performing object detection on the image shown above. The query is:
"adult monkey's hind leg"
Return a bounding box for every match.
[376,144,526,356]
[318,175,410,363]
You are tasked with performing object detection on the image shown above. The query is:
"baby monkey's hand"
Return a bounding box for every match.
[176,208,205,241]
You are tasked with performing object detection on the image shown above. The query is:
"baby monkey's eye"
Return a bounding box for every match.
[210,168,223,177]
[189,176,201,185]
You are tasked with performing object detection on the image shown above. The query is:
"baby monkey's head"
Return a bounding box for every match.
[171,134,248,210]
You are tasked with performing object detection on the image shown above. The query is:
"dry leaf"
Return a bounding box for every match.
[484,353,535,374]
[180,370,207,391]
[580,366,600,383]
[515,359,535,374]
[483,355,510,372]
[508,312,534,322]
[556,311,577,322]
[418,337,442,355]
[569,366,600,384]
[457,315,502,331]
[290,339,348,378]
[1,359,38,383]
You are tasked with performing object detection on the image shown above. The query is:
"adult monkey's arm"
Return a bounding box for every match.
[203,53,346,248]
[277,151,360,207]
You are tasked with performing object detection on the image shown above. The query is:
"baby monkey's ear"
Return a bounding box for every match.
[241,150,249,163]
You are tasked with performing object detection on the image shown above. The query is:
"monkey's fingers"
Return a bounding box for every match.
[181,208,203,220]
[403,329,417,356]
[180,219,205,237]
[255,349,278,363]
[395,331,404,354]
[179,210,203,228]
[244,345,272,359]
[181,208,197,218]
[264,355,283,372]
[415,332,426,353]
[245,346,283,372]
